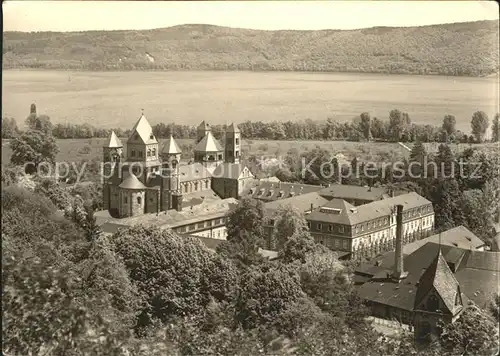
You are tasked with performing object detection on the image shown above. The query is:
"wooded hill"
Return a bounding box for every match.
[3,20,499,76]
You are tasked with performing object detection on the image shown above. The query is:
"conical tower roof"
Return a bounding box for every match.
[195,131,223,152]
[104,130,123,148]
[128,113,157,144]
[162,134,182,155]
[119,174,146,190]
[226,123,240,133]
[198,120,211,131]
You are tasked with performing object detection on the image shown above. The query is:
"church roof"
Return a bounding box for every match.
[197,120,211,131]
[104,130,123,148]
[119,174,146,190]
[226,123,240,133]
[414,249,461,313]
[194,131,223,152]
[128,113,158,145]
[161,134,182,155]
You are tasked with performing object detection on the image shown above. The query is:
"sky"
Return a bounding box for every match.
[3,1,499,32]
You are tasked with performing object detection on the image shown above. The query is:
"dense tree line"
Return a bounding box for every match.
[3,105,498,144]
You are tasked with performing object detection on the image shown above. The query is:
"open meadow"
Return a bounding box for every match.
[2,137,497,170]
[3,70,498,133]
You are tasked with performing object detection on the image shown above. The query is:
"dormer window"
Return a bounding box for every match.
[267,190,273,197]
[150,134,154,140]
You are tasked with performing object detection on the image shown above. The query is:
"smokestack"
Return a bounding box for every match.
[392,204,408,281]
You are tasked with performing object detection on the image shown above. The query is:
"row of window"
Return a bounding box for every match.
[307,222,346,234]
[176,217,226,233]
[130,148,157,158]
[182,180,210,193]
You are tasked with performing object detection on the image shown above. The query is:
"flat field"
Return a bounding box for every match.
[2,138,497,169]
[3,70,498,133]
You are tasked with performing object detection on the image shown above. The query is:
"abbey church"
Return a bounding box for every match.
[103,113,254,218]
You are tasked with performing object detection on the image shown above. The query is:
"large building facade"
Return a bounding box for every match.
[103,115,254,218]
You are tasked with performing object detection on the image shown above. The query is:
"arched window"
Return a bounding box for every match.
[147,149,151,157]
[205,180,209,188]
[184,185,188,193]
[131,149,136,157]
[139,151,143,158]
[194,182,199,191]
[152,148,156,157]
[137,196,142,205]
[208,155,215,161]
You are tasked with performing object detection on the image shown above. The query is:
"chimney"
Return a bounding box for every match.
[310,203,314,212]
[389,189,395,198]
[392,204,408,281]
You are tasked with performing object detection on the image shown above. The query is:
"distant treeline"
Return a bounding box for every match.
[2,106,499,144]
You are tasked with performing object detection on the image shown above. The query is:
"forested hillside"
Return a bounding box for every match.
[3,20,499,76]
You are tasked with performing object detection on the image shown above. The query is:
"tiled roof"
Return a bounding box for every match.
[178,163,212,182]
[241,181,323,201]
[356,241,500,311]
[212,163,253,180]
[308,192,431,225]
[194,131,223,152]
[182,189,222,208]
[318,184,387,202]
[119,174,146,190]
[414,249,461,313]
[128,114,158,145]
[264,192,330,214]
[374,226,486,267]
[161,134,181,155]
[226,123,240,133]
[104,130,123,148]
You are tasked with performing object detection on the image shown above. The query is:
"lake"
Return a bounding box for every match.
[2,70,498,132]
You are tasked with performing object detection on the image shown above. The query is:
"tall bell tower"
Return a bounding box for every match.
[103,131,123,212]
[160,134,183,211]
[103,130,123,180]
[224,123,241,164]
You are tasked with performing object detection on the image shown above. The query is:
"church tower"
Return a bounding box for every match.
[197,121,211,144]
[160,134,183,211]
[224,123,241,164]
[126,112,160,182]
[103,130,123,214]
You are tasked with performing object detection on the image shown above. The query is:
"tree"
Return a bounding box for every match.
[470,111,489,142]
[235,263,305,329]
[111,226,238,332]
[10,130,59,173]
[492,113,499,142]
[389,109,410,141]
[409,140,427,178]
[1,117,20,138]
[272,204,309,250]
[442,115,457,136]
[225,197,266,247]
[359,112,372,141]
[279,230,317,264]
[438,304,499,356]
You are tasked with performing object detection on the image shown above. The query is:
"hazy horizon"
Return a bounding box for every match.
[3,1,499,33]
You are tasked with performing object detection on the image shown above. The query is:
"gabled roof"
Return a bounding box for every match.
[119,174,146,190]
[308,192,432,226]
[226,123,240,133]
[197,121,211,131]
[356,241,499,312]
[194,131,223,152]
[264,192,330,214]
[104,130,123,148]
[161,134,182,155]
[128,114,158,145]
[212,163,253,180]
[414,249,461,313]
